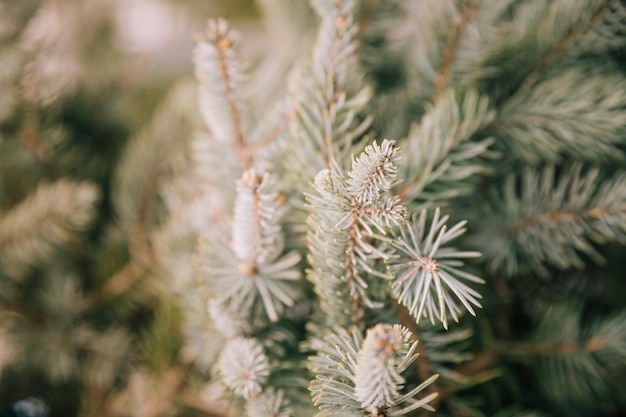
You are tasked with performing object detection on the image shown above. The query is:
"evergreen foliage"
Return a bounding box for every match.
[2,0,626,416]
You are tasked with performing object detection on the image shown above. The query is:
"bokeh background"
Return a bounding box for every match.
[1,1,277,416]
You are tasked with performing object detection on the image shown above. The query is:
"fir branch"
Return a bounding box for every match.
[383,208,483,329]
[397,89,495,205]
[250,102,299,157]
[308,324,438,417]
[306,140,405,329]
[197,169,301,323]
[479,164,626,275]
[217,337,271,400]
[433,0,481,100]
[0,179,99,280]
[490,64,626,162]
[245,388,294,417]
[105,83,194,303]
[194,18,251,167]
[525,302,626,412]
[284,0,373,185]
[521,0,616,92]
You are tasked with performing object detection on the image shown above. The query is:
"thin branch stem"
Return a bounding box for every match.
[520,0,614,93]
[509,203,626,234]
[135,361,194,417]
[488,0,615,115]
[321,6,355,168]
[502,336,609,357]
[345,221,365,329]
[427,333,611,407]
[214,36,251,168]
[452,334,610,378]
[491,274,512,340]
[398,181,412,203]
[433,0,481,101]
[94,260,146,305]
[356,0,378,48]
[19,125,55,179]
[252,105,299,153]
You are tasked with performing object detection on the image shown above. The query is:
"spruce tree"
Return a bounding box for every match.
[2,0,626,416]
[187,1,626,416]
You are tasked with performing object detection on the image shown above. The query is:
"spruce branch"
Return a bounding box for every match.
[454,0,620,106]
[524,302,626,412]
[479,164,626,275]
[102,83,195,304]
[152,0,626,414]
[348,139,401,204]
[566,0,626,57]
[397,89,495,205]
[250,100,299,161]
[433,0,481,100]
[307,163,365,329]
[284,0,373,186]
[217,337,271,400]
[0,179,99,280]
[245,388,294,417]
[196,169,301,323]
[194,18,251,167]
[520,0,616,92]
[306,139,405,328]
[308,324,438,417]
[232,169,288,270]
[383,208,483,329]
[491,64,626,162]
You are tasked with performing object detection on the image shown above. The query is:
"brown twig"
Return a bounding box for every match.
[509,203,626,234]
[214,35,251,168]
[502,336,609,357]
[432,333,611,406]
[19,126,55,178]
[252,105,299,153]
[433,0,481,101]
[345,221,365,329]
[356,0,378,47]
[491,274,512,340]
[520,0,615,93]
[398,181,412,203]
[94,260,145,304]
[93,145,176,305]
[135,362,194,417]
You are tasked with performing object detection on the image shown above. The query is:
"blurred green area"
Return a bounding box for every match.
[0,0,262,415]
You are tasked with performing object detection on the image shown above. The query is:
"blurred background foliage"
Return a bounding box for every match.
[2,1,626,417]
[0,0,262,415]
